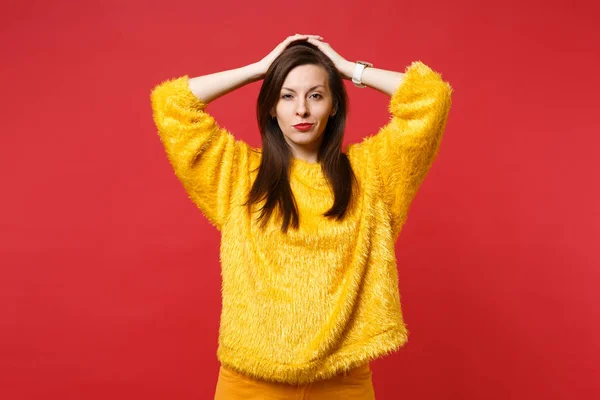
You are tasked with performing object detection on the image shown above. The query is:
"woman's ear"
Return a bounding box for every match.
[331,101,338,117]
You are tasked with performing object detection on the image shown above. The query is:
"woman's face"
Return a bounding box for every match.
[272,64,336,161]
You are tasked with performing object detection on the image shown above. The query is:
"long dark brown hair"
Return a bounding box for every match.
[245,40,357,233]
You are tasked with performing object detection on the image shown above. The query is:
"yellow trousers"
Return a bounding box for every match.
[214,363,375,400]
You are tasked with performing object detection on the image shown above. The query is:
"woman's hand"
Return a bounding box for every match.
[305,37,353,80]
[255,34,323,78]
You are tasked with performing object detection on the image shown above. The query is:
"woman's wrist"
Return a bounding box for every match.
[338,60,355,80]
[248,62,266,82]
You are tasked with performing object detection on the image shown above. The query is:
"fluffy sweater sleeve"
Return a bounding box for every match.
[349,61,453,239]
[150,75,249,231]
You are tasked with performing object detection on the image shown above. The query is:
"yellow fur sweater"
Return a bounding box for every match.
[150,61,452,384]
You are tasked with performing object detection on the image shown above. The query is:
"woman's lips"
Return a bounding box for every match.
[293,123,314,132]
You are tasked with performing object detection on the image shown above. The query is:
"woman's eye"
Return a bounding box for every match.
[282,94,292,99]
[311,93,322,99]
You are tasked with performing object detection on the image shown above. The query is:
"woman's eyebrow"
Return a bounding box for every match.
[282,85,325,92]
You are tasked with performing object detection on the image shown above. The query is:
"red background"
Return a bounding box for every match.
[1,0,598,399]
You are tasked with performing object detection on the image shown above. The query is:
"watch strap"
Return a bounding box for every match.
[352,61,373,88]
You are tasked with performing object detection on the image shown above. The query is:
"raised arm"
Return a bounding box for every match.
[150,35,324,230]
[337,60,406,96]
[150,63,262,230]
[346,61,453,240]
[187,63,263,105]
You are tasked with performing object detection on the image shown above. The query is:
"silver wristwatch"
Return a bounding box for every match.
[352,60,373,88]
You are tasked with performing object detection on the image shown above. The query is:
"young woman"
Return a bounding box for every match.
[151,34,452,400]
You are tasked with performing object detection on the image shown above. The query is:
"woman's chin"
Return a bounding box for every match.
[287,133,320,145]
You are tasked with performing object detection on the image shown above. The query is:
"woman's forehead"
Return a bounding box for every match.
[283,65,328,88]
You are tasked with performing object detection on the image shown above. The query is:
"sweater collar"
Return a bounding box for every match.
[290,158,328,190]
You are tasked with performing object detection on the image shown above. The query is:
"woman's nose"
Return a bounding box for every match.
[296,102,309,116]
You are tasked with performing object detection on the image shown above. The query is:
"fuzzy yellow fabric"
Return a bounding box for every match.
[150,61,453,384]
